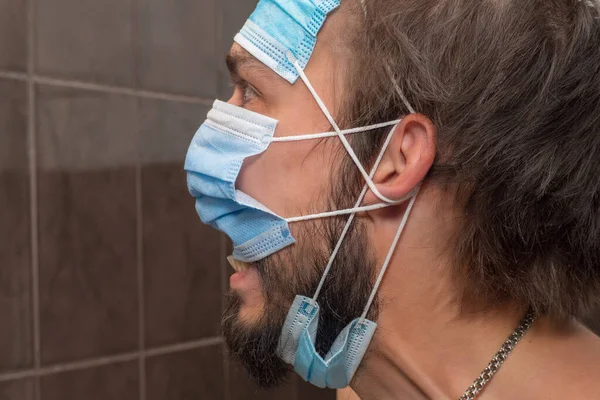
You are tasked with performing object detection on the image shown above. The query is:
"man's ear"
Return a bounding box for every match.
[363,114,436,205]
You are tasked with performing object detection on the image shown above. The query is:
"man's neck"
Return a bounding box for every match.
[351,297,600,400]
[352,300,528,399]
[351,190,600,399]
[354,206,530,398]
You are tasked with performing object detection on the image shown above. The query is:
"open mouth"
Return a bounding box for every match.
[227,256,251,273]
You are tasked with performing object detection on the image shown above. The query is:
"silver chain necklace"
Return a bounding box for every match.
[459,309,536,400]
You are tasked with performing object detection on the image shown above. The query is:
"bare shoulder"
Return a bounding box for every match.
[566,326,600,398]
[536,322,600,399]
[492,318,600,399]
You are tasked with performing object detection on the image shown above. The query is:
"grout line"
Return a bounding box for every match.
[131,0,146,393]
[32,75,214,105]
[0,337,224,383]
[26,0,41,398]
[144,337,223,358]
[0,353,140,383]
[0,70,28,81]
[135,111,147,400]
[0,370,39,384]
[0,71,216,106]
[0,69,215,105]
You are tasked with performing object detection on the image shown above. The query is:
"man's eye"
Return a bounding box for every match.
[241,83,258,105]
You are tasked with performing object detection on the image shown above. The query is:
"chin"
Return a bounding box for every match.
[222,288,291,389]
[237,301,267,325]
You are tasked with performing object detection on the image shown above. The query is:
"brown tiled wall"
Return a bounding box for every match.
[0,0,334,399]
[1,0,599,400]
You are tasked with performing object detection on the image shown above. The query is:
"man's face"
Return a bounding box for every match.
[225,34,349,322]
[221,8,379,388]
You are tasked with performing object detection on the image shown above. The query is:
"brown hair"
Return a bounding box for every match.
[340,0,600,318]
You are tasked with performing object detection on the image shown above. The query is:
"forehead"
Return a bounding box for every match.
[232,0,342,84]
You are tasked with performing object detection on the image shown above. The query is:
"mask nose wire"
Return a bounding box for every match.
[287,52,399,205]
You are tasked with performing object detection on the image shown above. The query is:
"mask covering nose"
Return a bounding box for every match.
[184,100,295,262]
[184,98,403,263]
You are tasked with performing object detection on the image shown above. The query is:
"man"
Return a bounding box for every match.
[185,0,600,398]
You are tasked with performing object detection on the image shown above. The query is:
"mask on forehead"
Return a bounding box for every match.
[233,0,341,83]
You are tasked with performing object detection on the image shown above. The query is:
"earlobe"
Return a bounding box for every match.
[364,114,436,205]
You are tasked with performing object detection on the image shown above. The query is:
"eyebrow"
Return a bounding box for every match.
[225,51,269,81]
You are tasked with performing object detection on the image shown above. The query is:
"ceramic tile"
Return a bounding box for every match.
[35,0,135,85]
[0,79,32,372]
[139,98,205,167]
[0,378,35,400]
[137,0,218,97]
[40,361,138,400]
[142,163,222,347]
[146,345,224,400]
[0,0,27,71]
[140,98,221,347]
[36,85,138,364]
[218,0,259,99]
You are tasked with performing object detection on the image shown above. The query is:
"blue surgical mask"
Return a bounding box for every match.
[184,99,401,262]
[186,0,420,389]
[278,296,378,389]
[184,100,294,263]
[234,0,342,84]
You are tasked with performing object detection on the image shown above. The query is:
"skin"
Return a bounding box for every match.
[224,3,600,399]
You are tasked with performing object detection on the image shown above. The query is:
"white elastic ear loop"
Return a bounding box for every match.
[287,52,399,205]
[271,119,400,142]
[359,0,367,16]
[359,184,420,323]
[285,203,391,223]
[282,119,415,224]
[310,125,397,304]
[386,63,416,115]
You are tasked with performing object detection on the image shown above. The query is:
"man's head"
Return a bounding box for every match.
[221,2,397,386]
[218,0,600,388]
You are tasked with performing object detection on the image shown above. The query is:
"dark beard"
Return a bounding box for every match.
[222,125,391,388]
[222,208,379,388]
[222,290,290,388]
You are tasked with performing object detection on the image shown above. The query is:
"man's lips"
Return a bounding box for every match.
[227,256,259,290]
